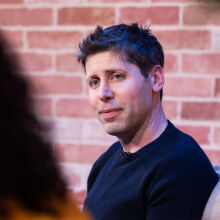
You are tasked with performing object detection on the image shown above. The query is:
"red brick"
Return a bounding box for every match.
[54,119,83,141]
[34,98,53,117]
[0,8,52,26]
[56,144,107,164]
[0,0,23,3]
[155,30,211,50]
[152,0,195,2]
[182,102,220,120]
[59,165,81,187]
[27,31,83,49]
[19,52,52,72]
[183,5,220,25]
[3,30,23,48]
[82,120,117,143]
[30,75,82,95]
[74,190,86,205]
[56,98,95,118]
[177,125,210,145]
[182,54,220,74]
[213,30,220,51]
[56,53,83,72]
[204,150,220,165]
[164,53,178,73]
[89,0,144,2]
[162,100,178,120]
[58,7,115,25]
[58,163,90,190]
[119,7,179,25]
[27,0,84,2]
[215,79,220,97]
[214,127,220,146]
[164,77,211,97]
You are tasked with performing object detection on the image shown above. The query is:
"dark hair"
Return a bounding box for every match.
[77,23,164,100]
[0,31,67,216]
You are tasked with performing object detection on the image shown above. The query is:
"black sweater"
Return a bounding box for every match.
[84,121,218,220]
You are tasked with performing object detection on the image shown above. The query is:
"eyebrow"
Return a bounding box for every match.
[105,69,127,74]
[86,69,127,80]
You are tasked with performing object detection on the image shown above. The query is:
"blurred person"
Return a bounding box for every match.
[0,31,89,220]
[77,23,219,220]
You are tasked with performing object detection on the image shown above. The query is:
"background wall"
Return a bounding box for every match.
[1,0,219,204]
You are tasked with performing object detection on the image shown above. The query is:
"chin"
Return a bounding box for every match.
[104,125,125,137]
[106,130,120,137]
[103,124,120,134]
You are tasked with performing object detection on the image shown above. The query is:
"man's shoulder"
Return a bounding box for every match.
[157,121,211,165]
[149,122,218,188]
[165,120,202,152]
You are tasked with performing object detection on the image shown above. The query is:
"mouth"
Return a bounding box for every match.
[99,108,123,119]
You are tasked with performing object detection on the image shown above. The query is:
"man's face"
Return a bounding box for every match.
[85,51,154,139]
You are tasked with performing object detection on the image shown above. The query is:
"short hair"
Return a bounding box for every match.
[77,23,164,100]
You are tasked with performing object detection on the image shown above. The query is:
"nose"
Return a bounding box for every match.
[99,82,114,101]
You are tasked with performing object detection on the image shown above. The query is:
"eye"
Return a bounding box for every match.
[89,79,99,88]
[112,74,124,80]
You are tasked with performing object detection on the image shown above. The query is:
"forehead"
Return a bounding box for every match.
[85,51,135,76]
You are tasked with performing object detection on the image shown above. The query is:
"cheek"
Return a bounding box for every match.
[119,86,152,111]
[118,90,139,113]
[118,85,146,102]
[88,92,98,109]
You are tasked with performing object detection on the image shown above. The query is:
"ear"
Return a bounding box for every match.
[149,65,165,93]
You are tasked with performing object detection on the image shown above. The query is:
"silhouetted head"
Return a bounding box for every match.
[0,31,67,217]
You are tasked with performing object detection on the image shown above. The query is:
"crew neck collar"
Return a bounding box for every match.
[119,120,174,161]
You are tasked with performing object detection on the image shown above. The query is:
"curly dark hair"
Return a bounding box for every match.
[77,23,164,100]
[0,31,67,216]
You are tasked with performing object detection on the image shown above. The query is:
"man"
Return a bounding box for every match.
[77,23,218,220]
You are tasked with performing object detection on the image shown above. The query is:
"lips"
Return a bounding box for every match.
[99,108,122,119]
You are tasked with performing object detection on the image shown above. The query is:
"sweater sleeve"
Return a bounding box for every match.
[145,149,218,220]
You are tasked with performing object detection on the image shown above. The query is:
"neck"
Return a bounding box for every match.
[119,104,167,153]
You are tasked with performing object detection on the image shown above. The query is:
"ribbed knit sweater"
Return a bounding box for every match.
[84,121,218,220]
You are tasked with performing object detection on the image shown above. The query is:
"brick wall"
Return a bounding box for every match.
[1,0,219,204]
